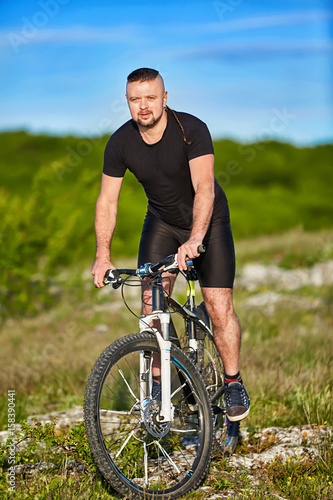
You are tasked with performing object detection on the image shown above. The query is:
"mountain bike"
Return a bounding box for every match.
[84,249,240,499]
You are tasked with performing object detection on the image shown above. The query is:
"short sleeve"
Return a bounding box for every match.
[103,134,127,177]
[186,121,214,161]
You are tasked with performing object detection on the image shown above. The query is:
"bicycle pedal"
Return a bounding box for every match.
[211,404,224,415]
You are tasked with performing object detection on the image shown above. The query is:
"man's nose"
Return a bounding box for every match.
[140,98,148,108]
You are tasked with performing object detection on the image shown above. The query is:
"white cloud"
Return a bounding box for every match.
[0,24,145,49]
[148,39,333,61]
[179,9,333,35]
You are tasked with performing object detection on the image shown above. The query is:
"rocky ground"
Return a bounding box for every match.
[237,260,333,317]
[1,406,331,499]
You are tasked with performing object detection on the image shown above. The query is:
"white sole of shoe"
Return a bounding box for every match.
[227,407,250,422]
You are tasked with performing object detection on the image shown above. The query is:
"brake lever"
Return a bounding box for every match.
[103,269,122,289]
[161,255,179,273]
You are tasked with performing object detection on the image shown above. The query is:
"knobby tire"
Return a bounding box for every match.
[84,332,214,499]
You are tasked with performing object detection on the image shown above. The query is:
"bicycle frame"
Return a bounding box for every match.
[138,270,214,422]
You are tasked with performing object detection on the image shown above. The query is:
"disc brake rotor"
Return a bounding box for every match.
[143,400,171,438]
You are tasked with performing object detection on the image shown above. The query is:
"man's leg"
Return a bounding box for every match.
[141,273,177,377]
[201,287,240,374]
[201,287,250,421]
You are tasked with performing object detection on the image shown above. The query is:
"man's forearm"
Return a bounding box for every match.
[95,197,117,260]
[190,186,214,241]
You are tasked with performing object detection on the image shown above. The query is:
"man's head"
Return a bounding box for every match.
[126,68,167,129]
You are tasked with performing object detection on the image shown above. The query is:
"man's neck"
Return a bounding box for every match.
[138,109,168,144]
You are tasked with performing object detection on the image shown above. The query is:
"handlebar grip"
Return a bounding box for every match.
[104,269,122,288]
[197,244,206,254]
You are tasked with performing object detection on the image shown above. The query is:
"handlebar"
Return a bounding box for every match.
[103,245,206,289]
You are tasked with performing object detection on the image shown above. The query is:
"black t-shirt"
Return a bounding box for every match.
[103,110,229,229]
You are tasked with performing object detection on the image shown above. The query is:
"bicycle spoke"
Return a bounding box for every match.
[118,368,140,403]
[170,428,196,433]
[115,429,136,458]
[153,440,181,474]
[99,408,137,416]
[170,382,186,399]
[143,441,148,487]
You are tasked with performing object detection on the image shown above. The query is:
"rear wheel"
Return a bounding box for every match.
[172,301,240,456]
[84,332,214,499]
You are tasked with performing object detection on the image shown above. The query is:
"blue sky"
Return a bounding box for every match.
[0,0,332,144]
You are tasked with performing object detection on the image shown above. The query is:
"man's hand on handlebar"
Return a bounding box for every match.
[92,257,115,288]
[177,238,204,272]
[96,246,206,289]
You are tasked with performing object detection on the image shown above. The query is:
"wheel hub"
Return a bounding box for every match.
[143,400,171,438]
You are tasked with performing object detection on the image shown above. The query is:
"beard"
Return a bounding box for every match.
[136,108,164,129]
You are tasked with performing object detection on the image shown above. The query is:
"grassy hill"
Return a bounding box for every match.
[0,130,332,318]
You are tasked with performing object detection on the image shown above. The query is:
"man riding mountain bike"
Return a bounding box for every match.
[92,67,250,424]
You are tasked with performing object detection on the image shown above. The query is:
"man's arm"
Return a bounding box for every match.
[177,153,215,271]
[92,174,124,288]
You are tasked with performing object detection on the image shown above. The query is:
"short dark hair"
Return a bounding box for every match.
[127,68,159,83]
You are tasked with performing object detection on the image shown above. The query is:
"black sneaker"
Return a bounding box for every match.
[225,382,250,422]
[141,381,161,409]
[215,419,240,456]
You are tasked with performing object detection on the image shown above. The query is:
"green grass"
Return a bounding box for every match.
[235,227,333,268]
[1,228,332,430]
[0,419,120,499]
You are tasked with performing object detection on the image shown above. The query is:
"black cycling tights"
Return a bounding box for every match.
[138,211,235,288]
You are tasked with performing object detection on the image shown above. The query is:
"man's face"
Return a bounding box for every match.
[126,76,167,128]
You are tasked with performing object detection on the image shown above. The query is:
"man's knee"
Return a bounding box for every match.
[203,288,237,329]
[203,287,233,312]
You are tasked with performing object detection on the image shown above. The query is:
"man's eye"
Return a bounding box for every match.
[148,97,155,101]
[131,98,139,102]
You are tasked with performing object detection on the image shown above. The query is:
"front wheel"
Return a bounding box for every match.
[84,332,214,500]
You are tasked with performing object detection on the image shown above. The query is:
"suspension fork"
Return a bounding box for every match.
[139,279,173,422]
